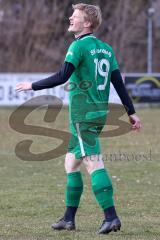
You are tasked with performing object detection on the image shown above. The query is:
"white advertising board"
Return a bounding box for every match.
[0,73,122,106]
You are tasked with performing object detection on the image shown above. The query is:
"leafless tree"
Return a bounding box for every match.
[0,0,159,73]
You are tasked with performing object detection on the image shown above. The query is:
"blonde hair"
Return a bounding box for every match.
[72,3,102,30]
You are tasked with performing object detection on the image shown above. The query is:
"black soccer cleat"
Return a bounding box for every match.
[97,217,121,234]
[51,218,76,231]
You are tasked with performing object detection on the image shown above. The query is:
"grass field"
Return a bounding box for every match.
[0,107,160,240]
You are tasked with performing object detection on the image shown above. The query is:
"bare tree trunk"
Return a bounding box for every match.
[0,0,159,73]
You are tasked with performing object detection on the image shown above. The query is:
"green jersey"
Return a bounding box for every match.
[65,34,119,123]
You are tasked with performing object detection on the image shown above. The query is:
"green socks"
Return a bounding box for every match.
[65,169,114,212]
[65,171,83,207]
[91,168,114,210]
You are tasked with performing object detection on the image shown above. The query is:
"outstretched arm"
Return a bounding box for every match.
[111,69,141,131]
[15,62,75,92]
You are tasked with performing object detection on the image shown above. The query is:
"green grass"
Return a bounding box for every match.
[0,107,160,240]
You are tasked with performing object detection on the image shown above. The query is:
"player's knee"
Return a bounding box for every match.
[83,154,104,174]
[64,153,81,173]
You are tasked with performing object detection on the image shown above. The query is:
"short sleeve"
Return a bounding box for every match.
[111,51,119,72]
[65,41,82,68]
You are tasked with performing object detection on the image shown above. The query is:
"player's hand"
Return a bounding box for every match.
[129,114,141,131]
[15,82,32,92]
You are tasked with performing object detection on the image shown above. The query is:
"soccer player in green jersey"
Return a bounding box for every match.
[16,3,141,234]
